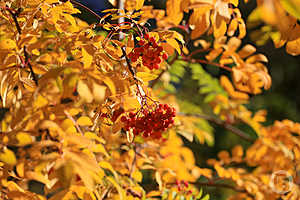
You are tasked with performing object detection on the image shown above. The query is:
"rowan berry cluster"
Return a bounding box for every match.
[121,103,175,139]
[128,34,168,70]
[176,180,192,194]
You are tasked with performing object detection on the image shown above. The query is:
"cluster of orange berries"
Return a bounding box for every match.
[128,34,168,70]
[121,104,175,139]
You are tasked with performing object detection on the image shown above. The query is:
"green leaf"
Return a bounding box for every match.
[189,63,227,102]
[201,194,210,200]
[170,61,186,78]
[196,188,203,199]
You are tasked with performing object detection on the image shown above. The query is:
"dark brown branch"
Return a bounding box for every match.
[191,181,254,198]
[6,7,22,34]
[191,181,245,192]
[23,46,38,86]
[178,112,254,142]
[121,47,138,82]
[4,7,38,85]
[182,57,232,72]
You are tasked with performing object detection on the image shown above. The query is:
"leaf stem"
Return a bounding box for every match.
[69,0,102,21]
[5,6,22,34]
[182,57,232,71]
[178,112,254,142]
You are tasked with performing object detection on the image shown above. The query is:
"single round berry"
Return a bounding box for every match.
[162,53,168,60]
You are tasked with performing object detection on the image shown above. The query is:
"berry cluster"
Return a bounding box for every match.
[128,34,168,70]
[121,104,175,139]
[176,180,192,194]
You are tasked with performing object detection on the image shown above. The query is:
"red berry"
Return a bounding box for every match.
[144,33,149,40]
[158,46,163,52]
[121,116,127,122]
[162,53,168,60]
[138,40,145,46]
[149,37,155,44]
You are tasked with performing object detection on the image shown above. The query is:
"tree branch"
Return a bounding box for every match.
[23,46,38,86]
[190,180,254,198]
[5,7,21,34]
[178,112,254,142]
[182,57,232,72]
[69,0,102,21]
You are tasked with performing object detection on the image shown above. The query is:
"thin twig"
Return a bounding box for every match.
[121,48,138,81]
[191,181,249,194]
[129,145,137,178]
[23,46,38,86]
[4,6,38,85]
[0,65,21,71]
[178,112,254,142]
[6,7,21,34]
[68,0,102,21]
[64,110,84,135]
[187,48,212,59]
[183,57,232,71]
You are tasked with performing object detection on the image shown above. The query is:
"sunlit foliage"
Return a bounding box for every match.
[0,0,299,199]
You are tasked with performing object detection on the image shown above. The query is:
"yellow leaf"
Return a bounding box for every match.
[103,77,116,95]
[189,8,211,39]
[230,0,239,7]
[0,39,16,50]
[70,185,86,199]
[136,72,158,82]
[0,148,17,165]
[172,31,185,45]
[82,47,93,68]
[84,132,106,144]
[166,38,181,54]
[77,116,93,126]
[132,170,143,182]
[136,0,145,10]
[32,49,40,56]
[99,161,118,178]
[99,161,114,171]
[166,0,184,25]
[77,80,93,103]
[26,171,52,186]
[16,132,33,146]
[16,162,24,177]
[286,38,300,56]
[91,144,109,157]
[220,76,249,100]
[146,191,162,197]
[68,108,81,116]
[231,145,243,158]
[155,171,162,190]
[107,176,125,200]
[34,95,48,109]
[61,119,74,130]
[212,14,227,38]
[92,82,106,103]
[46,0,60,3]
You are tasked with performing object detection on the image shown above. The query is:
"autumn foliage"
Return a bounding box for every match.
[0,0,299,200]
